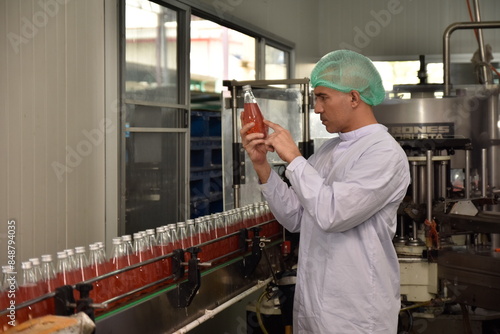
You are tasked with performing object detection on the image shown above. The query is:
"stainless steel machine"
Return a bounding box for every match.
[373,8,500,332]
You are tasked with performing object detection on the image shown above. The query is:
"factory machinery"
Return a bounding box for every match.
[374,11,500,333]
[3,5,500,334]
[0,207,286,333]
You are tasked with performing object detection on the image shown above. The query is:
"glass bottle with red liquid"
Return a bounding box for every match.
[121,235,139,294]
[186,220,197,249]
[28,258,43,284]
[145,229,160,286]
[40,254,60,316]
[64,249,77,276]
[107,237,127,308]
[74,246,90,284]
[199,217,212,261]
[29,258,48,316]
[96,242,112,275]
[176,222,189,250]
[212,213,224,259]
[226,209,238,253]
[221,211,232,255]
[155,226,171,284]
[207,215,218,259]
[56,251,77,286]
[241,85,268,138]
[133,232,151,293]
[18,261,45,322]
[87,243,111,305]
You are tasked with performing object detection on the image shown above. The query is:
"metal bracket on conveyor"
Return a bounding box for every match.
[55,283,104,326]
[238,228,249,252]
[242,227,272,278]
[168,247,212,308]
[55,285,76,316]
[171,248,186,280]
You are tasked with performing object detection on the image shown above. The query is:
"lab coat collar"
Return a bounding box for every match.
[338,123,387,142]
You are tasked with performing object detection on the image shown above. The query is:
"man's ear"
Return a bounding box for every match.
[349,90,361,107]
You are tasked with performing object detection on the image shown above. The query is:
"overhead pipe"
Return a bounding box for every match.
[443,21,500,96]
[471,0,490,84]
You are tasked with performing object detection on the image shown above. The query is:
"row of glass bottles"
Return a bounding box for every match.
[0,202,278,330]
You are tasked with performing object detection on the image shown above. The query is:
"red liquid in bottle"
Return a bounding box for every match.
[89,261,112,305]
[163,243,173,282]
[216,226,227,259]
[57,270,77,286]
[1,290,9,331]
[199,231,210,262]
[242,103,268,138]
[107,256,127,309]
[18,283,45,321]
[44,276,60,315]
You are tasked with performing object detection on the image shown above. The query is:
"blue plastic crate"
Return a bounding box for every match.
[191,110,221,137]
[190,169,223,199]
[190,138,222,169]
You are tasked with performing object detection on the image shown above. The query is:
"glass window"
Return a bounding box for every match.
[190,15,256,93]
[373,61,444,98]
[125,1,178,104]
[123,0,188,234]
[125,132,185,232]
[265,44,288,79]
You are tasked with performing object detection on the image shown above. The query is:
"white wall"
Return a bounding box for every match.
[0,0,115,267]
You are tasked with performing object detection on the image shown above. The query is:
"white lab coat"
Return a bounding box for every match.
[260,124,410,334]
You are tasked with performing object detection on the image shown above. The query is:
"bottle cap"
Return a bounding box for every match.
[122,235,132,241]
[29,258,40,266]
[75,247,86,254]
[112,237,122,245]
[65,249,75,256]
[57,251,68,259]
[146,229,155,235]
[2,265,13,273]
[41,254,53,262]
[242,85,251,91]
[21,261,33,269]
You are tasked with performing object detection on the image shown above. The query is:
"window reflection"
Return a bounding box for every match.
[265,45,288,80]
[125,1,178,103]
[190,15,255,93]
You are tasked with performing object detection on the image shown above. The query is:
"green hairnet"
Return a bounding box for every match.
[310,50,385,106]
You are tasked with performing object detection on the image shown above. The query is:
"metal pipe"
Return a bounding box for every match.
[439,160,448,199]
[231,84,241,208]
[411,161,419,204]
[426,150,433,222]
[465,150,471,199]
[409,160,420,243]
[487,90,499,193]
[472,0,490,84]
[481,148,488,197]
[443,21,500,96]
[172,277,273,334]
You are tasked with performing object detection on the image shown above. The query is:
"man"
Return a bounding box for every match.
[240,50,410,333]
